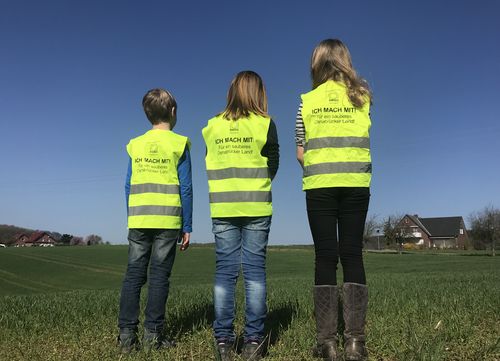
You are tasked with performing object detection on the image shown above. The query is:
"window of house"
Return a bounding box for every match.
[460,229,464,235]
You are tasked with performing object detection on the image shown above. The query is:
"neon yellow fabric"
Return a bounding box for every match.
[202,113,272,217]
[301,80,372,190]
[127,129,189,228]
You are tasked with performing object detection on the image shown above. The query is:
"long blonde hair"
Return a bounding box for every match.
[311,39,372,107]
[221,71,268,120]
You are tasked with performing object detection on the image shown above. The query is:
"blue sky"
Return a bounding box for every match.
[1,0,499,244]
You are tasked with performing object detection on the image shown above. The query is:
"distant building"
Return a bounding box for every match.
[396,214,469,249]
[15,232,56,247]
[14,233,31,247]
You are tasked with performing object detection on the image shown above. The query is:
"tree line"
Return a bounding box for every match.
[0,225,108,246]
[58,234,107,246]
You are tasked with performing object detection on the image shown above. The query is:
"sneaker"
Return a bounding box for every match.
[241,341,263,360]
[215,340,235,361]
[143,329,176,352]
[117,332,139,354]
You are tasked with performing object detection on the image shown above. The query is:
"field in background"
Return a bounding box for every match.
[0,246,499,360]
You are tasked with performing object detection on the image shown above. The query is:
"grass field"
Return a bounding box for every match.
[0,246,499,361]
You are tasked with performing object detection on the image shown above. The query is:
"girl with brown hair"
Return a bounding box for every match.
[202,71,279,361]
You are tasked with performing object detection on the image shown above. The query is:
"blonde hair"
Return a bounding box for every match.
[311,39,372,107]
[142,88,177,126]
[221,71,268,120]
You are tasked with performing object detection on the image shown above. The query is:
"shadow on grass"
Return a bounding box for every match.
[256,300,299,356]
[166,301,214,338]
[166,298,299,356]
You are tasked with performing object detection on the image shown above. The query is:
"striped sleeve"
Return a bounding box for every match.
[295,102,305,146]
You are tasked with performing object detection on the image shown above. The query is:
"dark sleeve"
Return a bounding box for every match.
[261,119,279,180]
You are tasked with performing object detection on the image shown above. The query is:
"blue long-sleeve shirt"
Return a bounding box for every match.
[125,146,193,233]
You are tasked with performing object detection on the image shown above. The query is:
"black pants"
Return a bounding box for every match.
[306,187,370,285]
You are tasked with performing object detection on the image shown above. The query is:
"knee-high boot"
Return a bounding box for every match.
[313,285,339,361]
[342,283,368,361]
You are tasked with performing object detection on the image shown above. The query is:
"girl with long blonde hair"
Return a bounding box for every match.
[296,39,372,361]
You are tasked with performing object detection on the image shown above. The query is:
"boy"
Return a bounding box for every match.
[117,88,192,353]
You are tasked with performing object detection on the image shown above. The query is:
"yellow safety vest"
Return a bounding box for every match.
[127,129,189,229]
[202,113,272,217]
[301,80,371,190]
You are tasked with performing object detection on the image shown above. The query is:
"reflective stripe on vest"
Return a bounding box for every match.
[301,80,372,190]
[202,113,272,217]
[305,136,370,152]
[128,205,182,217]
[209,190,272,203]
[127,129,188,229]
[303,162,372,177]
[130,183,180,194]
[206,167,269,180]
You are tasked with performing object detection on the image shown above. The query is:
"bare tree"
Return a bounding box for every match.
[85,234,103,246]
[70,236,84,246]
[382,214,409,254]
[364,214,379,243]
[469,205,500,256]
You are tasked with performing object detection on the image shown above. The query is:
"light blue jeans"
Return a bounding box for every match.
[118,228,178,333]
[212,216,271,343]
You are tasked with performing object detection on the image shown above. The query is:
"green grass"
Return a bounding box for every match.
[0,246,499,360]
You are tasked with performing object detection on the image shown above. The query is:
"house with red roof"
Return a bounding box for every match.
[15,232,56,247]
[396,214,469,249]
[14,233,30,246]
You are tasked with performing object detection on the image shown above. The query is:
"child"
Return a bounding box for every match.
[202,71,279,361]
[296,39,372,361]
[117,88,192,353]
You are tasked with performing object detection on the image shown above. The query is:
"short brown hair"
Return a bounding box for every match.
[142,88,177,126]
[311,39,372,107]
[221,71,268,120]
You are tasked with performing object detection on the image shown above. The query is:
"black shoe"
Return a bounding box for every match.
[241,341,264,361]
[143,329,176,352]
[117,332,139,354]
[215,341,235,361]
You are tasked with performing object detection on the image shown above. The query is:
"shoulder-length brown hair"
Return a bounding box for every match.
[221,71,269,120]
[311,39,372,107]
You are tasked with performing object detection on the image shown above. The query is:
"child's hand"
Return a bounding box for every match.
[180,232,190,251]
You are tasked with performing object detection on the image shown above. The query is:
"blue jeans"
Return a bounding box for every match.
[118,228,178,333]
[212,216,271,343]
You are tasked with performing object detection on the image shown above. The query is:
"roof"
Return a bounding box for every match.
[418,217,464,237]
[27,231,46,243]
[27,231,55,244]
[406,215,432,236]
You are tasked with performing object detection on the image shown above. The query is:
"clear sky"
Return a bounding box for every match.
[1,0,499,244]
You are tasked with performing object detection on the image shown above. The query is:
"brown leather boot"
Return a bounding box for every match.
[342,283,368,361]
[313,285,339,361]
